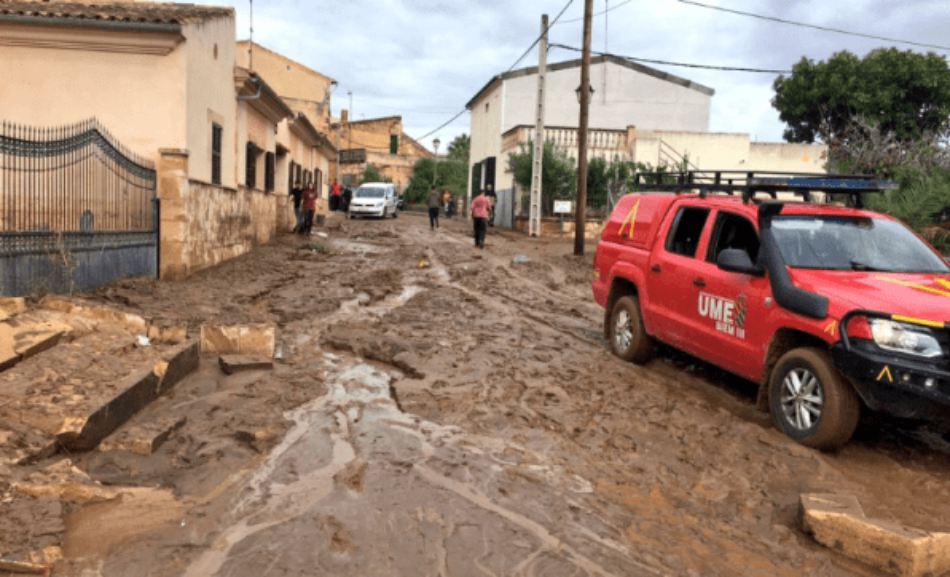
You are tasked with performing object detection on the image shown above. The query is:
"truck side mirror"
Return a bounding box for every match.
[717,249,764,276]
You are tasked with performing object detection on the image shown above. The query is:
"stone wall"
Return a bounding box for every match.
[157,149,294,280]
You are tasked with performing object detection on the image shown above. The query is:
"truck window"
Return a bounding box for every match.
[664,206,709,258]
[708,212,760,264]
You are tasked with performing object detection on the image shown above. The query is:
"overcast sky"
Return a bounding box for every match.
[212,0,949,152]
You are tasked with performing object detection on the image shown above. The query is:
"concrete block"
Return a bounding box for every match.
[0,296,25,321]
[56,365,161,451]
[99,415,186,456]
[801,493,950,577]
[200,324,242,355]
[156,340,199,395]
[147,324,187,344]
[219,354,274,375]
[15,330,63,360]
[201,324,275,358]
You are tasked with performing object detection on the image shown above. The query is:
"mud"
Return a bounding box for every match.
[4,212,950,575]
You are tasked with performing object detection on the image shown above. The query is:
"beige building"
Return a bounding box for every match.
[236,40,336,134]
[0,1,335,279]
[330,113,432,190]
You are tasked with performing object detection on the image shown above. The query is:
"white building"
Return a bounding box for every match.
[466,54,715,200]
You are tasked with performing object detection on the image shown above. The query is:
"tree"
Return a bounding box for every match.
[773,48,950,145]
[446,134,470,164]
[402,157,468,204]
[509,140,576,214]
[360,163,388,184]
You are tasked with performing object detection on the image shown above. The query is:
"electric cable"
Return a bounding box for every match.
[549,43,791,73]
[557,0,632,24]
[677,0,950,52]
[414,0,576,142]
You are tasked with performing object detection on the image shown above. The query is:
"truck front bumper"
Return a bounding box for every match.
[831,340,950,426]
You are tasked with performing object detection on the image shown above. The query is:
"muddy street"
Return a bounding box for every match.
[5,211,950,576]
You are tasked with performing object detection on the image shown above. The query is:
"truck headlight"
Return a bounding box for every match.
[869,319,943,358]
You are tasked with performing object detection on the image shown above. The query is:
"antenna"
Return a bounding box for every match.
[249,0,254,71]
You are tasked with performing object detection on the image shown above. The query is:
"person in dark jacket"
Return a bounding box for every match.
[341,186,353,212]
[289,182,304,233]
[427,186,441,229]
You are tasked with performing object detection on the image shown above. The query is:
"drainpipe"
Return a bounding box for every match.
[237,77,263,101]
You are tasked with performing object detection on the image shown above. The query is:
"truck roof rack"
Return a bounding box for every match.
[633,170,899,208]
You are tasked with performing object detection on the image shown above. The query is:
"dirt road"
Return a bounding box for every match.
[10,211,950,576]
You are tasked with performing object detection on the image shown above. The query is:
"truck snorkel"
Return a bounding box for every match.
[757,201,828,320]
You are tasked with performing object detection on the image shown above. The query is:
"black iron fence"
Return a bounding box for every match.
[0,119,157,296]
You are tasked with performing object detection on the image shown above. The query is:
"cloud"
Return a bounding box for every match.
[197,0,949,151]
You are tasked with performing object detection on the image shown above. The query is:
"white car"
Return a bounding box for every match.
[348,183,398,219]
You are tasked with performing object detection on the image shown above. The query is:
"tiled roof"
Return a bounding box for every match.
[0,1,234,26]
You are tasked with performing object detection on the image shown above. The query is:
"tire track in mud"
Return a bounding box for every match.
[177,261,664,577]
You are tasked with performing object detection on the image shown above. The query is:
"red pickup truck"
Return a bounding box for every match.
[592,172,950,450]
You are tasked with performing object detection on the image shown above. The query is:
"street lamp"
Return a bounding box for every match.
[575,83,594,104]
[433,137,441,186]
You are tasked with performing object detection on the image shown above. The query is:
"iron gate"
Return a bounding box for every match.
[0,119,157,296]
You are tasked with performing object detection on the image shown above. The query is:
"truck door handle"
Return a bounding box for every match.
[650,264,661,273]
[693,278,706,287]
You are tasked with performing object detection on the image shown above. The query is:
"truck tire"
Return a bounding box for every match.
[768,347,860,450]
[610,296,653,364]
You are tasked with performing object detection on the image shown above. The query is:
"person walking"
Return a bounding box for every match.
[470,189,491,248]
[289,182,304,233]
[329,178,342,212]
[301,185,318,235]
[442,188,453,218]
[427,185,441,229]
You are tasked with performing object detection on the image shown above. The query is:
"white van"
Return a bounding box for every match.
[348,183,398,219]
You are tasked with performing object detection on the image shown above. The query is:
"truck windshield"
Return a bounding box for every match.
[772,215,949,273]
[355,188,386,198]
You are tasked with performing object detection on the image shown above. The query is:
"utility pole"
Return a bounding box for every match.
[528,14,548,238]
[574,0,593,256]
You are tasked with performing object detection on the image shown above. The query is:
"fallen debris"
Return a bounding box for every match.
[801,493,950,577]
[218,354,274,375]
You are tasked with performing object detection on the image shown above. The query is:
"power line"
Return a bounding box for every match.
[415,0,576,142]
[505,0,575,73]
[550,43,791,73]
[677,0,950,52]
[557,0,632,24]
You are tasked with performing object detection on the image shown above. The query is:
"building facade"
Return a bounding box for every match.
[0,1,335,280]
[466,54,715,202]
[330,113,432,190]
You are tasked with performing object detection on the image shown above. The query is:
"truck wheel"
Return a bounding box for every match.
[393,208,398,218]
[769,347,860,451]
[610,296,653,364]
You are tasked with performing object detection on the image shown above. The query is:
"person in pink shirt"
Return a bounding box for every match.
[470,189,491,248]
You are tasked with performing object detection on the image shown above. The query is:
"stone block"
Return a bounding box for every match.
[801,493,950,577]
[99,415,186,456]
[156,340,199,395]
[200,324,242,355]
[147,325,187,344]
[15,331,63,360]
[0,297,25,321]
[56,365,161,451]
[219,354,274,375]
[200,324,275,358]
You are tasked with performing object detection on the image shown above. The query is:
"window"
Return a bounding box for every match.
[485,102,490,113]
[265,151,275,192]
[288,160,296,191]
[664,206,710,258]
[211,123,222,185]
[707,212,760,264]
[245,141,257,188]
[315,169,323,197]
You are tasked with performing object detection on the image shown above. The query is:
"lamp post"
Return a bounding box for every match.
[433,137,441,187]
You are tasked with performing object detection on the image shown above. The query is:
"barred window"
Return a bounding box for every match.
[211,123,222,185]
[245,141,257,188]
[265,151,275,192]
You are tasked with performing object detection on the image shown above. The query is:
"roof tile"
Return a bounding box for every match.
[0,1,233,25]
